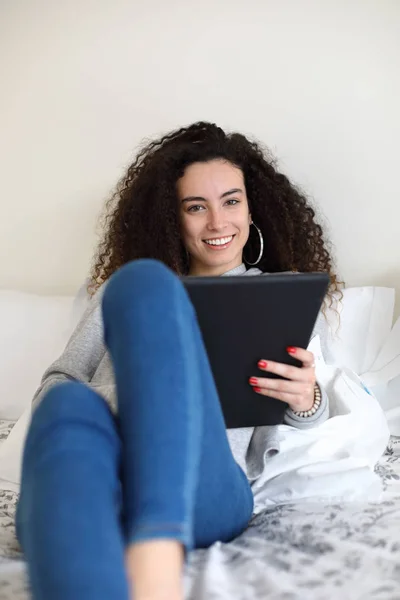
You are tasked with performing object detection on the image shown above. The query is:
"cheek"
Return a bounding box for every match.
[239,214,251,234]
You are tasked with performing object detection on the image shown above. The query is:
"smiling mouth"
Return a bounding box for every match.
[203,235,235,248]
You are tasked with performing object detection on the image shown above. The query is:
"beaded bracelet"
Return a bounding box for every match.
[292,383,322,418]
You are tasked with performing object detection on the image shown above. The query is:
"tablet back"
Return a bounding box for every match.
[181,272,330,428]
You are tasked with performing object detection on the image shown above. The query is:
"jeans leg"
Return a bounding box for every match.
[102,259,253,551]
[16,383,129,600]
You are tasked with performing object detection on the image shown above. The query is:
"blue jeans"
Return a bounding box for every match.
[16,259,254,600]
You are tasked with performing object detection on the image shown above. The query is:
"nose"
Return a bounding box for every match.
[207,207,226,231]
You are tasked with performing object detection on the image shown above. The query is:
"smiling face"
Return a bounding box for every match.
[177,160,252,276]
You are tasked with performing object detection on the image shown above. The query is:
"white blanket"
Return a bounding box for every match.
[252,335,390,512]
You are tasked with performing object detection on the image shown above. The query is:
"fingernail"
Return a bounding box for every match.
[249,377,258,385]
[287,346,296,354]
[253,387,261,393]
[258,360,268,369]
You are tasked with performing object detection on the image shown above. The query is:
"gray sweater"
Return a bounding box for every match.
[32,263,329,482]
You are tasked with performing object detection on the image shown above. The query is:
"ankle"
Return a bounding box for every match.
[125,539,184,599]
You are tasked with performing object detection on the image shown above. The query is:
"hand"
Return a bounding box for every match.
[249,346,316,412]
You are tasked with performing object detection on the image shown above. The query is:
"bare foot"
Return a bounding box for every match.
[125,539,184,600]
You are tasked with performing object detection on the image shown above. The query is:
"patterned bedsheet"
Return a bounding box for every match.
[0,420,399,599]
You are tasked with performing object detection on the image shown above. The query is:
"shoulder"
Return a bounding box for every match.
[70,281,109,336]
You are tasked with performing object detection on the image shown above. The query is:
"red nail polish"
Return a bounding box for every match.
[249,377,258,385]
[253,387,261,393]
[287,346,296,354]
[258,360,268,369]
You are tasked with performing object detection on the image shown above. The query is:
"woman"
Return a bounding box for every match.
[16,122,341,600]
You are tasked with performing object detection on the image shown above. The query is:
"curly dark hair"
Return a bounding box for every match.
[88,121,342,305]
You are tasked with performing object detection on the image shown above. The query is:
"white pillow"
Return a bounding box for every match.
[0,406,31,490]
[0,291,75,420]
[323,286,395,374]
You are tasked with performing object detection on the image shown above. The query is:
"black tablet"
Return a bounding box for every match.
[181,272,330,429]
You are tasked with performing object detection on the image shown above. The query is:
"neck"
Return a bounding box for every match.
[189,256,244,277]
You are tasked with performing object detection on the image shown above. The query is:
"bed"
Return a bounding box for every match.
[0,427,399,599]
[1,287,400,598]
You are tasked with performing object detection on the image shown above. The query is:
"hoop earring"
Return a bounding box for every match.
[243,222,264,266]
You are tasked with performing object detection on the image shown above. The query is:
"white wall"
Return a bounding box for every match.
[1,0,399,307]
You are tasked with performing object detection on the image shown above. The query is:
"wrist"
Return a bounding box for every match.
[292,384,322,417]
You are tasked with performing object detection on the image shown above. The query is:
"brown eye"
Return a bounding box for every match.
[187,205,205,213]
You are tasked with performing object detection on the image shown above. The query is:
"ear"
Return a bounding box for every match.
[248,213,252,225]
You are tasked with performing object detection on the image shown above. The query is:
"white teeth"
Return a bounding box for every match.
[204,236,233,246]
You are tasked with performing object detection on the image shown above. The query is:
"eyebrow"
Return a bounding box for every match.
[181,188,244,203]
